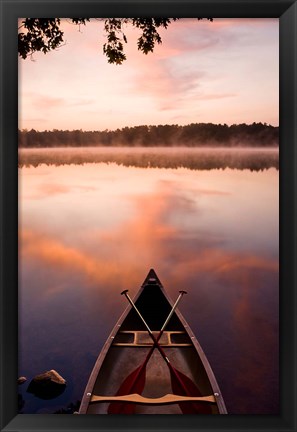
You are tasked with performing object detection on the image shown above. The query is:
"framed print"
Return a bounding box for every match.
[1,1,296,431]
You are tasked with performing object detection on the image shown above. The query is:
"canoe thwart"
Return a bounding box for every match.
[112,330,192,346]
[90,393,216,405]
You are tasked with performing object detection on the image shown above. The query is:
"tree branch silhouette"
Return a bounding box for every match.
[18,18,213,64]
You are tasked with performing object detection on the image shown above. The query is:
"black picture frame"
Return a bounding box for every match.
[1,1,296,431]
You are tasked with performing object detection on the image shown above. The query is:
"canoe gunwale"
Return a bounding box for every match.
[172,307,227,414]
[78,281,147,414]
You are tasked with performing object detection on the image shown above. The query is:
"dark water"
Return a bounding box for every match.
[18,147,279,414]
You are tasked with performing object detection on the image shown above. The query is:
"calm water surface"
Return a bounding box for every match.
[18,147,279,414]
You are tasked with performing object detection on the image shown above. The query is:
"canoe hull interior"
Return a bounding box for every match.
[87,345,219,414]
[79,270,227,414]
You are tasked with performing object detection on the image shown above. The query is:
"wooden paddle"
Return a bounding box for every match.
[121,290,213,414]
[107,290,187,414]
[109,290,212,414]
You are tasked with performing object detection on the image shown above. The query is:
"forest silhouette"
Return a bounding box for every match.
[19,122,278,148]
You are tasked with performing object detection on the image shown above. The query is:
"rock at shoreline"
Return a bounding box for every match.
[27,369,66,400]
[32,370,66,385]
[18,376,27,385]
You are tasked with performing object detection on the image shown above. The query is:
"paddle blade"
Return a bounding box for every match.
[107,364,146,414]
[170,368,213,414]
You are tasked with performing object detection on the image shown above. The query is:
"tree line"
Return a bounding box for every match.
[18,122,279,148]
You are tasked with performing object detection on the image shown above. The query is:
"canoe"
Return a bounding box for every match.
[78,269,227,414]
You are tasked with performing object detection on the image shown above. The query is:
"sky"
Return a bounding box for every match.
[18,18,279,131]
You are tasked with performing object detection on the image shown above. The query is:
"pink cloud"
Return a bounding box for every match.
[30,94,95,112]
[125,50,206,111]
[198,92,237,101]
[32,95,65,110]
[118,19,250,110]
[21,117,48,125]
[210,18,278,29]
[71,98,95,106]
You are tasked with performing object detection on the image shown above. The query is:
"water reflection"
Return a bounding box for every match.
[18,161,279,414]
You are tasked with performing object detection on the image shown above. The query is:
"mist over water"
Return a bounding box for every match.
[19,146,279,171]
[18,146,279,415]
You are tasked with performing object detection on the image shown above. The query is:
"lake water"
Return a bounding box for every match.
[18,147,279,414]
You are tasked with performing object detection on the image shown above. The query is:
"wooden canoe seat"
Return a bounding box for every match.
[112,331,192,347]
[90,393,216,405]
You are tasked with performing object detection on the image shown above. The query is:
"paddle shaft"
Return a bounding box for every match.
[108,290,187,413]
[121,290,186,371]
[122,291,195,397]
[145,290,187,364]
